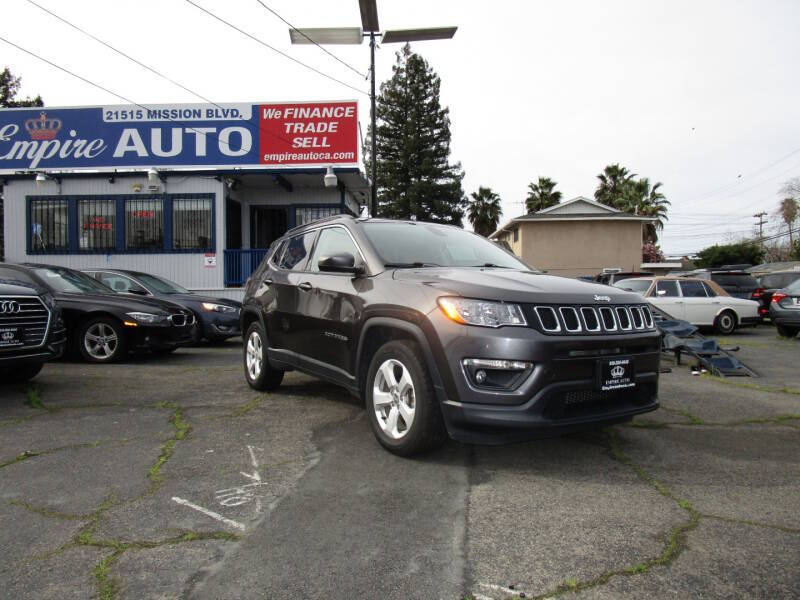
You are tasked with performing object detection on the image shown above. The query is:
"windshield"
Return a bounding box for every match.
[34,267,112,294]
[786,278,800,293]
[613,279,652,293]
[361,222,529,269]
[136,274,189,294]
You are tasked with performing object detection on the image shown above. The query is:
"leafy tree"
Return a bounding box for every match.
[695,241,764,268]
[777,197,798,246]
[368,44,465,225]
[525,176,562,213]
[0,67,43,108]
[0,67,43,262]
[791,240,800,261]
[642,242,664,263]
[467,187,502,237]
[594,163,635,209]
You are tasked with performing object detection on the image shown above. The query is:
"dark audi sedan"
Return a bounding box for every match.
[240,215,661,456]
[83,269,241,343]
[0,263,196,363]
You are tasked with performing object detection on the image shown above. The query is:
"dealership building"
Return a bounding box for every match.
[0,100,368,298]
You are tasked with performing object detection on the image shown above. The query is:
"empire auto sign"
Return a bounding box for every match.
[0,100,358,173]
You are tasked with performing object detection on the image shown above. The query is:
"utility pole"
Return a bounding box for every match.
[753,211,767,249]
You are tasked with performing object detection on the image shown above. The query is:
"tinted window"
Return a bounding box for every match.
[762,273,800,289]
[279,231,317,271]
[136,274,189,294]
[702,282,718,297]
[680,280,708,298]
[362,222,527,269]
[310,227,363,272]
[655,280,680,297]
[33,268,112,294]
[711,273,758,288]
[97,273,148,294]
[613,279,652,293]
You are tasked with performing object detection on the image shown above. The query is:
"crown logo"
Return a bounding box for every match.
[25,111,62,141]
[611,365,625,378]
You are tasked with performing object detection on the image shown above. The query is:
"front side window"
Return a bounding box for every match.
[310,227,363,271]
[126,199,164,250]
[78,199,115,251]
[173,198,212,250]
[296,206,339,227]
[679,280,708,298]
[30,198,68,252]
[655,280,680,297]
[279,231,317,271]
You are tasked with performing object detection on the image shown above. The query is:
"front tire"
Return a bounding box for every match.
[365,340,446,456]
[244,321,283,391]
[776,325,799,338]
[78,317,127,363]
[714,310,737,335]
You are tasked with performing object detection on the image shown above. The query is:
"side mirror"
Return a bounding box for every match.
[318,253,364,275]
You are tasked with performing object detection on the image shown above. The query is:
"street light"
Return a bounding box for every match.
[289,0,456,217]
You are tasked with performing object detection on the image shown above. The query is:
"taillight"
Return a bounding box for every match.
[772,293,787,303]
[752,288,763,299]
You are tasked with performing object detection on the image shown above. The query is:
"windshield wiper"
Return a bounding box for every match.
[474,263,511,268]
[384,262,441,268]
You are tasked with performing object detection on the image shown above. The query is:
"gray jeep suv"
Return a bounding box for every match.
[240,216,660,456]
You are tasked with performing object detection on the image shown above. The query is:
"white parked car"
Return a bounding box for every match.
[613,277,760,334]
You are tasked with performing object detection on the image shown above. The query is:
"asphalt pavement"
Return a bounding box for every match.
[0,327,798,599]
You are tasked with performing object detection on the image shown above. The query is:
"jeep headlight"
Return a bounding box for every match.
[437,297,527,328]
[125,311,166,324]
[201,302,239,314]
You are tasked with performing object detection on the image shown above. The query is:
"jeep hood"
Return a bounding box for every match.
[391,268,643,305]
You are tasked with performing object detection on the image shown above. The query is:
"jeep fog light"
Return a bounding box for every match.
[461,358,533,391]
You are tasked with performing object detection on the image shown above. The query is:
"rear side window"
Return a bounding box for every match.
[655,280,680,297]
[270,239,287,267]
[702,282,718,297]
[679,280,708,298]
[278,231,317,271]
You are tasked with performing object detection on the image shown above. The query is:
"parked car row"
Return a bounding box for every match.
[0,262,242,382]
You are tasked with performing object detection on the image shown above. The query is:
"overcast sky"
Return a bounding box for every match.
[3,0,799,254]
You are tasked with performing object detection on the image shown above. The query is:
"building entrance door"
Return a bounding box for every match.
[250,206,287,248]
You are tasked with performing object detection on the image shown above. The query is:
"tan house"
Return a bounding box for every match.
[491,196,655,277]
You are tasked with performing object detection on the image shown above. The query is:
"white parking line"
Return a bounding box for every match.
[171,496,246,531]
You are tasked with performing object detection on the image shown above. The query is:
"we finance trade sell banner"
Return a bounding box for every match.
[0,100,358,173]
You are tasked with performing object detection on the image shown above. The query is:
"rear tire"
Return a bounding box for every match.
[776,325,799,338]
[714,310,737,335]
[78,317,127,363]
[365,339,447,456]
[243,321,283,391]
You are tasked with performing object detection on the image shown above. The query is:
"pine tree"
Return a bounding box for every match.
[368,44,465,225]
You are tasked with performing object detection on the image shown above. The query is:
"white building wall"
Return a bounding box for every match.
[3,175,227,291]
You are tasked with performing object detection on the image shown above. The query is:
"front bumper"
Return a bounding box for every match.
[429,312,661,444]
[200,312,241,340]
[128,324,194,350]
[0,326,67,365]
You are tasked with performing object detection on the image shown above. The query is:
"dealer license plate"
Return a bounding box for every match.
[0,326,24,348]
[599,357,636,392]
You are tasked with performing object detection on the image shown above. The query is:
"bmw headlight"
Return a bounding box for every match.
[126,311,167,324]
[201,302,239,314]
[437,297,527,328]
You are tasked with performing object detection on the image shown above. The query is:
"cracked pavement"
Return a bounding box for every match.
[0,327,798,599]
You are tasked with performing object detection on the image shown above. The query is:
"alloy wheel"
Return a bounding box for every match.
[246,330,263,380]
[84,323,119,360]
[373,358,416,439]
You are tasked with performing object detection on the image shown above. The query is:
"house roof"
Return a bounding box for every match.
[490,196,655,239]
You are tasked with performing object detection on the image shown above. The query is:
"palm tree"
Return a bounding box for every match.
[627,178,669,243]
[778,197,798,246]
[525,177,562,213]
[467,187,503,237]
[595,164,635,210]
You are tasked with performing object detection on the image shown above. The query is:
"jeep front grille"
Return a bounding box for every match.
[529,304,655,335]
[0,296,50,348]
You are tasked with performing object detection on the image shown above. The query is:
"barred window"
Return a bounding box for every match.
[78,199,115,251]
[295,206,340,227]
[173,198,212,250]
[126,199,163,250]
[30,198,68,252]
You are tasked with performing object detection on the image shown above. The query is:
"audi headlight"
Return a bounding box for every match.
[437,297,527,328]
[201,302,239,314]
[126,311,166,324]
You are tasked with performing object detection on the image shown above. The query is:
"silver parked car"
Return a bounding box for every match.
[769,278,800,338]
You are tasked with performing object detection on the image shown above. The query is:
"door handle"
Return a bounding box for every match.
[298,282,313,291]
[264,278,273,286]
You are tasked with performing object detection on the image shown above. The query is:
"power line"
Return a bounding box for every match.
[184,0,369,97]
[253,0,366,78]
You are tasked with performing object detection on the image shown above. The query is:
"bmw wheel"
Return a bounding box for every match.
[79,317,127,363]
[244,321,284,391]
[365,340,446,456]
